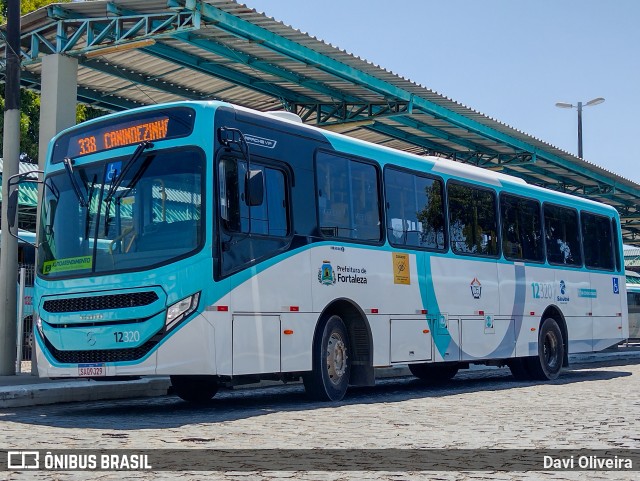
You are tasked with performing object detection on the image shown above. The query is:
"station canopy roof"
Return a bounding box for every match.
[2,0,639,245]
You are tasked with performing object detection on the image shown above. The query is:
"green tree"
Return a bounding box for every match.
[1,0,70,20]
[416,181,445,249]
[1,0,106,162]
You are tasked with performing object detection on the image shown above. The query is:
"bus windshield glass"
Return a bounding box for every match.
[38,148,204,278]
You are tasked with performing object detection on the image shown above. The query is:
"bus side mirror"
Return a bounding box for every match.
[245,169,264,206]
[7,189,19,229]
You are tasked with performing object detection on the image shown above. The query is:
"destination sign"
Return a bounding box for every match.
[72,117,170,156]
[52,107,195,163]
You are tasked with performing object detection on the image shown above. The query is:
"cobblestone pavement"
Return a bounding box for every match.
[1,359,638,481]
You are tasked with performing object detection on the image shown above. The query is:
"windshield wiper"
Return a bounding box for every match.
[103,141,153,236]
[84,174,97,239]
[63,157,87,207]
[104,141,153,205]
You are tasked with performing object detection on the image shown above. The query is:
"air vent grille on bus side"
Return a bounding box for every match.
[42,292,159,313]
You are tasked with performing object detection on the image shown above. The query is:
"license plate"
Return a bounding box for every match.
[78,363,106,377]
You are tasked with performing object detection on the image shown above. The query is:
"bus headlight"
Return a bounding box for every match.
[165,292,200,330]
[35,314,44,338]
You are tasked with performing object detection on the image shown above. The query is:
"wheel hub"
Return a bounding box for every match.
[326,332,348,385]
[543,331,559,369]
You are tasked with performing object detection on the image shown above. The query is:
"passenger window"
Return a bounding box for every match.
[316,152,381,242]
[448,183,499,257]
[582,212,614,271]
[611,218,621,272]
[385,168,445,250]
[543,204,582,266]
[500,194,544,262]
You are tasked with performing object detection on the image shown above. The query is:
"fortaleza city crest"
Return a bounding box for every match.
[318,261,368,286]
[318,261,337,285]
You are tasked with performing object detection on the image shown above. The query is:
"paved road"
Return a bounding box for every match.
[1,359,638,480]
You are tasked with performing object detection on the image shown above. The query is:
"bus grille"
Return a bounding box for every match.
[42,292,159,313]
[43,337,158,364]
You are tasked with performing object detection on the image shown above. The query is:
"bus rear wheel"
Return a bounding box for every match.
[170,375,219,403]
[525,318,564,380]
[409,362,459,382]
[303,315,351,401]
[508,358,532,380]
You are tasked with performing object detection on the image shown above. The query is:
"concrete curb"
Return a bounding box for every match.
[1,349,639,408]
[0,378,170,408]
[569,349,640,364]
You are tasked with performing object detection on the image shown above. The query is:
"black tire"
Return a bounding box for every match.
[508,357,533,381]
[303,315,351,401]
[525,317,565,380]
[409,362,459,383]
[170,375,219,403]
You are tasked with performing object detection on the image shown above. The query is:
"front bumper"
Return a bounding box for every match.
[35,313,217,378]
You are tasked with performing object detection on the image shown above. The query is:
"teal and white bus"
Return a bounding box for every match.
[16,101,628,402]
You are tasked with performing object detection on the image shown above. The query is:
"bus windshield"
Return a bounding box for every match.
[38,147,204,278]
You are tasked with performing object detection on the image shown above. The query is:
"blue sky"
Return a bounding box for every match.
[242,0,640,183]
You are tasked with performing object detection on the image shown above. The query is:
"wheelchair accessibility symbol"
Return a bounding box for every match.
[612,277,619,295]
[105,161,122,182]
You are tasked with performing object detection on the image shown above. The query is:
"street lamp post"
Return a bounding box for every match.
[555,97,605,159]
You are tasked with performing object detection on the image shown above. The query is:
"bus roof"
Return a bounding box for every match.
[50,100,620,219]
[232,103,620,217]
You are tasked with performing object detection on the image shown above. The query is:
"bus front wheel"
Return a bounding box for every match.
[525,317,564,380]
[303,315,351,401]
[170,375,219,403]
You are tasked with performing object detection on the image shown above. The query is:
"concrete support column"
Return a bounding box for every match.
[0,0,21,376]
[0,110,20,375]
[31,54,78,374]
[38,54,78,167]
